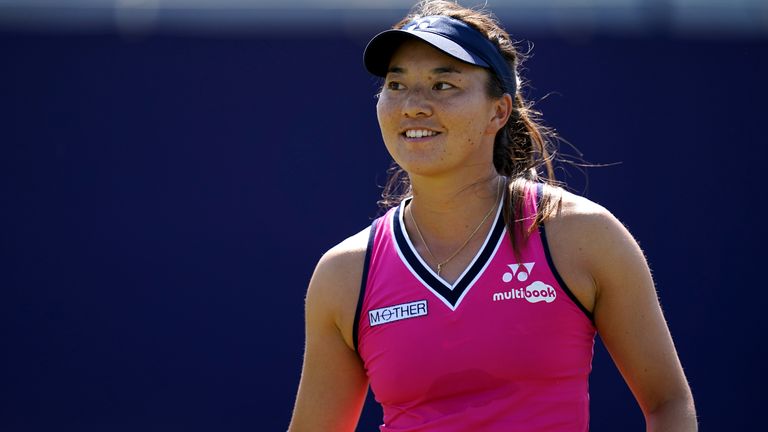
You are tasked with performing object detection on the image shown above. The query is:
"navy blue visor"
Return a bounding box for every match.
[364,15,517,96]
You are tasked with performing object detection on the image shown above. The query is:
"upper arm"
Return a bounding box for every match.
[288,232,371,432]
[577,205,695,417]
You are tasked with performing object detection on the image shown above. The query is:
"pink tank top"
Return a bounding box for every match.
[354,184,596,431]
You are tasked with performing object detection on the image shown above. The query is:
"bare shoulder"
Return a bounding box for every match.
[312,225,370,297]
[544,185,615,226]
[541,185,641,313]
[548,188,639,271]
[306,225,372,350]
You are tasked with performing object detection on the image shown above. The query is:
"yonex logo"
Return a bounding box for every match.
[405,17,440,31]
[502,262,535,283]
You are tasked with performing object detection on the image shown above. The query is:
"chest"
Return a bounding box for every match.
[358,242,595,407]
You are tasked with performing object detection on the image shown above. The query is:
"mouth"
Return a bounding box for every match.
[402,129,440,139]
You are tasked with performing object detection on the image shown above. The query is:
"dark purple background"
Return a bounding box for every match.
[1,28,765,430]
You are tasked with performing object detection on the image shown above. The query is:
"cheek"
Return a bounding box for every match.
[376,99,400,151]
[462,112,492,139]
[455,117,481,142]
[376,105,393,138]
[376,96,396,124]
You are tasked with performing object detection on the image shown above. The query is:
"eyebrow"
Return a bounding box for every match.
[387,66,462,75]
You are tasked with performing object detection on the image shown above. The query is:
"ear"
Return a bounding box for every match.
[486,93,514,135]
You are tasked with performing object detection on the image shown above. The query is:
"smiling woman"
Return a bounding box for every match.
[376,39,505,182]
[288,1,697,431]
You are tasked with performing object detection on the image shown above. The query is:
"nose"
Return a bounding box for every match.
[402,88,432,118]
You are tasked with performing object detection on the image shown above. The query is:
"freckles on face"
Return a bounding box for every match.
[375,40,501,175]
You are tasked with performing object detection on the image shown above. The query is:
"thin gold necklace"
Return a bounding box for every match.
[408,178,502,277]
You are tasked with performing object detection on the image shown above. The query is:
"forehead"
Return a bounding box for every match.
[387,39,481,74]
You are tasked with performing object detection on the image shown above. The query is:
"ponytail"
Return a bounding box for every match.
[378,0,564,252]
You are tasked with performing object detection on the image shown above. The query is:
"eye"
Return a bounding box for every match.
[386,81,405,90]
[433,82,455,90]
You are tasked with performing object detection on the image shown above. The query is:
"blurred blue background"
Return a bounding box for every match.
[1,0,766,430]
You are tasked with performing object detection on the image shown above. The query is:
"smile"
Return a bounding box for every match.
[403,129,439,138]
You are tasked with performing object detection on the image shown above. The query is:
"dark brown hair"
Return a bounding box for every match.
[378,0,562,247]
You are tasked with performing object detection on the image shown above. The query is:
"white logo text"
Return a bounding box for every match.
[493,281,556,304]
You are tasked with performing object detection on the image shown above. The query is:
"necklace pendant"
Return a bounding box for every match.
[436,263,443,276]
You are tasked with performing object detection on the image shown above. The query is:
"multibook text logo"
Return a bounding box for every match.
[493,262,556,304]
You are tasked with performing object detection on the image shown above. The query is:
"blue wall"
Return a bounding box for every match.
[1,29,766,430]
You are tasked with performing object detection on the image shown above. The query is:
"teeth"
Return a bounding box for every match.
[405,129,437,138]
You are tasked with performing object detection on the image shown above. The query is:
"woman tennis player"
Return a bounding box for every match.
[289,1,697,430]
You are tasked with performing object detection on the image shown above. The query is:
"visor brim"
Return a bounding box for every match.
[364,29,490,77]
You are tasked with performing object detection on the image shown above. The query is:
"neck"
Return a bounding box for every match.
[406,172,504,243]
